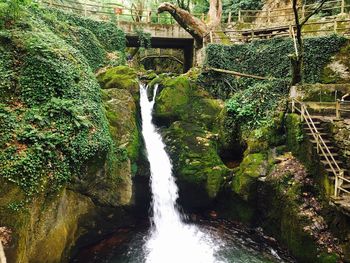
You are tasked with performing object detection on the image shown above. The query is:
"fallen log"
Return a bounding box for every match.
[206,67,271,80]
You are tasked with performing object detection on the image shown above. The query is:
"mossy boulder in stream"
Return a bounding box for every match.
[97,66,139,95]
[152,75,230,209]
[232,153,268,201]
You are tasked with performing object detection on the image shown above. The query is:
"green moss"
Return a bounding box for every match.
[318,253,339,263]
[200,35,347,100]
[97,66,138,94]
[154,75,223,129]
[286,114,304,155]
[232,153,267,200]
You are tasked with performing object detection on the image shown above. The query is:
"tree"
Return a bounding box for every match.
[157,0,222,47]
[291,0,327,84]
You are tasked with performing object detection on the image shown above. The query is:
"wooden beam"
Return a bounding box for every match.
[207,67,270,80]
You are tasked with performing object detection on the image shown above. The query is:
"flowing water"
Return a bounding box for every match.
[71,84,295,263]
[140,84,220,263]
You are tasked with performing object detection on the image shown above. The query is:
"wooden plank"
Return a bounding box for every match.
[207,67,270,80]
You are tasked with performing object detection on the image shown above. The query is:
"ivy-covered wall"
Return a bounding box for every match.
[200,35,347,100]
[0,6,126,205]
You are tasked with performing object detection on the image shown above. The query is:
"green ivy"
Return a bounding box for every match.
[134,27,151,49]
[199,35,347,100]
[0,7,127,198]
[223,0,263,21]
[30,6,126,70]
[225,80,289,130]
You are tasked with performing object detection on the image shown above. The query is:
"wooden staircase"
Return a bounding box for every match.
[292,99,349,198]
[304,118,350,196]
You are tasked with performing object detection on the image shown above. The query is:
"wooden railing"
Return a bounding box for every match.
[236,0,350,24]
[209,17,350,43]
[40,0,350,26]
[291,98,347,197]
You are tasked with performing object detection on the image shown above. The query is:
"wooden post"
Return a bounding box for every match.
[334,171,342,198]
[302,5,306,19]
[228,11,232,24]
[289,24,293,38]
[49,0,53,7]
[84,0,87,17]
[291,99,295,113]
[238,9,242,22]
[301,104,305,122]
[341,0,345,14]
[147,10,151,23]
[117,14,120,26]
[267,9,271,24]
[157,13,160,24]
[334,20,338,33]
[336,100,341,119]
[316,132,320,154]
[210,31,213,43]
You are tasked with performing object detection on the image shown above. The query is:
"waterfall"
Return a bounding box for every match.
[140,84,221,263]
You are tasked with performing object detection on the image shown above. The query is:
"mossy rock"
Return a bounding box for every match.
[232,153,267,200]
[0,183,94,263]
[154,75,223,129]
[162,121,230,209]
[97,66,138,95]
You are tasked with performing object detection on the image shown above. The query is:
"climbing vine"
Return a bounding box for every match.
[199,35,347,100]
[0,7,127,199]
[134,27,151,49]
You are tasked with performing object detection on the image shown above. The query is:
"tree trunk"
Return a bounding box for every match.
[291,0,327,85]
[207,0,222,29]
[158,2,209,47]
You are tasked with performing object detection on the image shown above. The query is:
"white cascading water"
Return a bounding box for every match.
[140,84,222,263]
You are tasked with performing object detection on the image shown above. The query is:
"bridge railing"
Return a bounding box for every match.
[232,0,350,25]
[40,0,208,25]
[40,0,350,27]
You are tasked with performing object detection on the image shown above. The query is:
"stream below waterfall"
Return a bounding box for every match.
[71,84,295,263]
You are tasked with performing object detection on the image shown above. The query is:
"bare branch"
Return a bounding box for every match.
[300,0,327,27]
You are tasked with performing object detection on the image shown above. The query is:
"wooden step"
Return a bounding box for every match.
[313,146,336,151]
[304,127,325,131]
[306,132,328,136]
[326,168,348,175]
[319,152,339,157]
[340,184,350,189]
[321,160,343,166]
[310,139,331,144]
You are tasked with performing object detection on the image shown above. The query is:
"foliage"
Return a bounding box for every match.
[223,0,263,19]
[31,7,126,70]
[0,7,127,198]
[60,12,126,52]
[0,0,32,27]
[199,35,347,99]
[225,80,289,130]
[192,0,209,14]
[134,27,151,49]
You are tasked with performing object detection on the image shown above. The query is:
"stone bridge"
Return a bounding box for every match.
[119,21,194,71]
[138,48,184,65]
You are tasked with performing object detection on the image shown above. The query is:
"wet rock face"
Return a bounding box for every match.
[151,75,231,210]
[332,120,350,170]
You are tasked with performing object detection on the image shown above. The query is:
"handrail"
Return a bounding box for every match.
[40,0,350,26]
[292,98,346,197]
